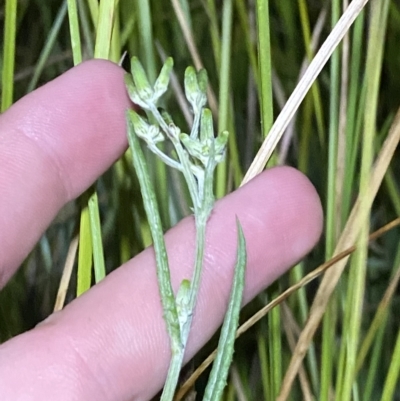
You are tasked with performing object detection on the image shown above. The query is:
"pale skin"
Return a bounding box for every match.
[0,60,323,401]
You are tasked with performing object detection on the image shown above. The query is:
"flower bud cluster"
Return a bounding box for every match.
[126,57,229,214]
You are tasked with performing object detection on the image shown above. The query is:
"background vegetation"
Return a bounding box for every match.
[0,0,399,400]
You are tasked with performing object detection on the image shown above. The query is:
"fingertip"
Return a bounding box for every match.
[263,166,323,257]
[3,59,132,199]
[0,60,132,285]
[206,166,323,301]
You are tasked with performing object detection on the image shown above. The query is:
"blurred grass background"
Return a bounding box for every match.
[1,0,400,400]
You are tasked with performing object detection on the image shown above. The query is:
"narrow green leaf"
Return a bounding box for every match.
[75,0,111,298]
[67,0,82,65]
[1,0,17,111]
[137,0,157,82]
[94,0,116,59]
[379,328,400,401]
[88,191,106,283]
[215,0,233,198]
[77,202,92,296]
[268,294,282,397]
[27,0,68,93]
[203,219,247,401]
[255,0,273,136]
[86,0,99,27]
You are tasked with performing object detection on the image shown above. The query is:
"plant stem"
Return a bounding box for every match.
[160,205,211,401]
[161,350,186,401]
[127,111,181,348]
[150,105,201,209]
[127,58,232,401]
[185,216,207,340]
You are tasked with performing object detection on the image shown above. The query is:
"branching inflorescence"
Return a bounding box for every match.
[125,57,246,401]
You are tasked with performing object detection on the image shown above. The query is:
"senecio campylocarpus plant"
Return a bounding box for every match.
[125,56,247,401]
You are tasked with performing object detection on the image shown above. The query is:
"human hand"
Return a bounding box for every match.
[0,60,323,400]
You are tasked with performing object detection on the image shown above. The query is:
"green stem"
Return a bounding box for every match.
[161,350,186,401]
[185,216,207,337]
[146,142,183,171]
[127,110,181,350]
[160,203,210,401]
[150,105,201,209]
[127,58,231,401]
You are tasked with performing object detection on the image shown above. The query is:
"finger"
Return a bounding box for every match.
[0,60,131,287]
[0,166,323,401]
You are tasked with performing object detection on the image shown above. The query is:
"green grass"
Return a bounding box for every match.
[1,1,400,400]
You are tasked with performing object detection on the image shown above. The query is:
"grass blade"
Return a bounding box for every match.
[1,0,17,111]
[88,192,106,282]
[94,0,116,58]
[255,0,273,137]
[67,0,82,64]
[27,0,68,93]
[77,195,93,296]
[379,328,400,401]
[242,0,370,184]
[215,0,232,198]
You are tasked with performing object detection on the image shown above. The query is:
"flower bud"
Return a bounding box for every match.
[153,57,174,100]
